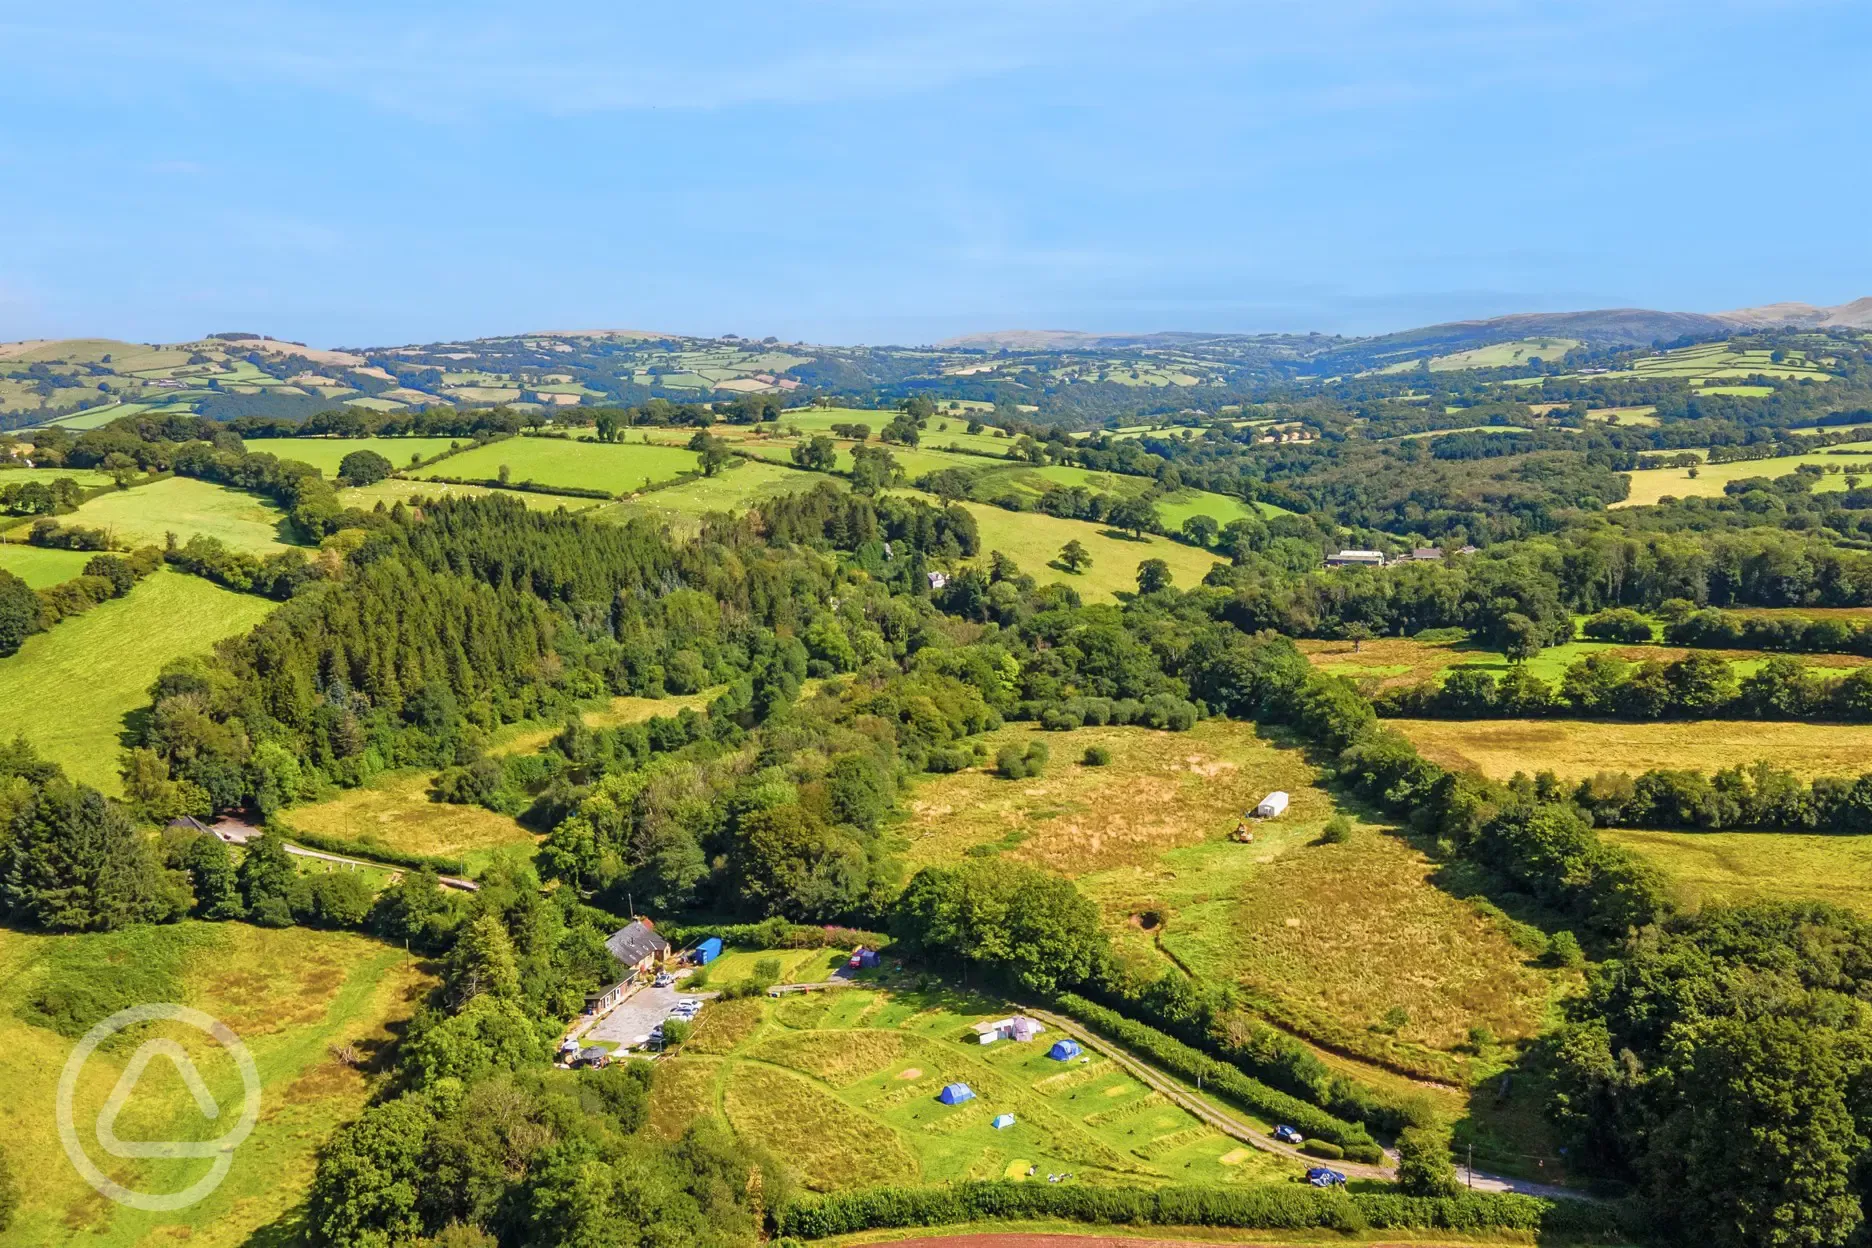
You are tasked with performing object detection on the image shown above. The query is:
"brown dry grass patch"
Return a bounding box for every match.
[287,770,537,862]
[686,997,766,1054]
[1394,718,1872,782]
[904,720,1322,874]
[650,1056,723,1139]
[721,1063,920,1190]
[750,1029,917,1086]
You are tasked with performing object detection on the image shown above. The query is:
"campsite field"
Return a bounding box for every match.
[1618,441,1872,506]
[281,770,537,874]
[1393,717,1872,782]
[904,720,1564,1083]
[653,985,1299,1193]
[0,569,275,791]
[1603,829,1872,916]
[0,540,97,587]
[0,921,432,1248]
[412,436,701,496]
[248,435,462,476]
[57,476,297,551]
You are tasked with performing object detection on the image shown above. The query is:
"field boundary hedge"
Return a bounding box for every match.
[271,822,468,876]
[1052,993,1373,1150]
[774,1179,1631,1240]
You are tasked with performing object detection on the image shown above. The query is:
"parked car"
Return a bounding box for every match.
[1273,1125,1304,1145]
[1306,1167,1347,1188]
[654,972,675,988]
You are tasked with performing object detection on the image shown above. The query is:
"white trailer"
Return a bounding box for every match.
[1253,791,1290,818]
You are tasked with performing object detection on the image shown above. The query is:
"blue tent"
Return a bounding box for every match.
[937,1083,975,1105]
[991,1113,1016,1129]
[1048,1039,1082,1061]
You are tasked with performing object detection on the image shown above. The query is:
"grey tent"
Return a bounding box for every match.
[937,1083,975,1105]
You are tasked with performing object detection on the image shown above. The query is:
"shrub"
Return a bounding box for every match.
[1321,814,1351,843]
[1301,1139,1343,1159]
[1081,744,1112,766]
[1547,929,1585,969]
[1396,1121,1463,1197]
[660,1018,693,1047]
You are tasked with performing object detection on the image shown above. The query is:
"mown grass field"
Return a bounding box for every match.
[413,436,701,496]
[1301,633,1869,689]
[653,985,1299,1193]
[0,570,276,792]
[1394,718,1872,782]
[1618,441,1872,506]
[588,459,811,530]
[282,771,537,874]
[248,435,462,476]
[1603,829,1872,916]
[61,476,297,552]
[0,921,432,1248]
[0,541,97,587]
[904,721,1564,1080]
[0,466,116,488]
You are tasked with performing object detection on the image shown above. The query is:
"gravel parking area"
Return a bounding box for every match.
[584,984,708,1050]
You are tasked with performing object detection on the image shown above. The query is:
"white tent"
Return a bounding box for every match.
[1253,791,1289,818]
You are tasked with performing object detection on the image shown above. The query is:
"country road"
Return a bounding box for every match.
[1016,1005,1582,1201]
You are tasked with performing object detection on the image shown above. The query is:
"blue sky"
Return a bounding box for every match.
[2,1,1868,347]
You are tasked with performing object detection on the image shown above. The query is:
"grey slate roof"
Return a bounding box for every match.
[606,920,670,966]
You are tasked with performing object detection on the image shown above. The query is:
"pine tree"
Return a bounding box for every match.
[1,781,174,931]
[184,833,246,920]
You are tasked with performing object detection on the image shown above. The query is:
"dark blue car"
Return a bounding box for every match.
[1273,1124,1304,1145]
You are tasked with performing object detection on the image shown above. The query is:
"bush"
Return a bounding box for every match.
[1301,1139,1343,1159]
[995,740,1049,779]
[660,1018,693,1047]
[1321,814,1351,843]
[1547,929,1585,969]
[1396,1121,1463,1197]
[1081,744,1112,766]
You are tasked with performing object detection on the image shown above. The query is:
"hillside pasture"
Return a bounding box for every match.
[1618,441,1872,506]
[1603,829,1872,916]
[0,466,116,488]
[245,435,462,476]
[0,541,97,587]
[589,458,812,530]
[60,475,298,551]
[949,499,1223,602]
[412,436,701,496]
[1427,337,1579,372]
[1393,718,1872,782]
[0,922,431,1248]
[0,569,275,791]
[337,478,600,513]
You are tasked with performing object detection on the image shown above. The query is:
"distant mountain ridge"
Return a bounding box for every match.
[940,298,1872,355]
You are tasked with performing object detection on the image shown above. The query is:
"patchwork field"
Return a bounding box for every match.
[1604,829,1872,916]
[0,922,432,1248]
[1618,441,1872,506]
[0,569,276,792]
[246,435,462,476]
[1394,718,1872,782]
[0,541,97,587]
[281,770,537,874]
[652,985,1298,1193]
[412,436,701,496]
[59,476,297,552]
[905,721,1564,1083]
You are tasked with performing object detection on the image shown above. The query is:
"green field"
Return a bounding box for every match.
[336,478,600,513]
[949,499,1223,602]
[0,541,98,588]
[654,985,1298,1193]
[0,466,116,488]
[1603,829,1872,916]
[0,921,431,1247]
[282,770,537,874]
[245,436,463,476]
[588,459,814,530]
[0,569,276,791]
[58,476,297,552]
[412,436,701,496]
[1619,442,1872,506]
[1427,337,1579,372]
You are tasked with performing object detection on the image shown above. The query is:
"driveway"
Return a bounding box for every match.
[584,984,709,1050]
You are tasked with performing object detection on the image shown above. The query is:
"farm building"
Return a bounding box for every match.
[937,1083,976,1105]
[1048,1039,1083,1061]
[691,936,722,965]
[1325,549,1385,568]
[992,1113,1017,1130]
[584,980,628,1014]
[972,1016,1046,1045]
[1253,791,1290,818]
[606,919,670,975]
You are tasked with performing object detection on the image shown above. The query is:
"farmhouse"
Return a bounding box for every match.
[584,980,629,1014]
[606,919,670,975]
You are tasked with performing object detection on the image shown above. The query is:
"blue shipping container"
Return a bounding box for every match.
[694,937,723,964]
